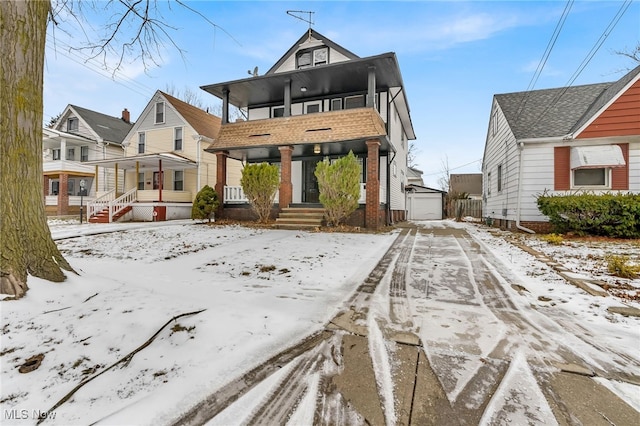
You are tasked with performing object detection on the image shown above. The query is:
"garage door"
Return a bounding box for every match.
[407,192,442,220]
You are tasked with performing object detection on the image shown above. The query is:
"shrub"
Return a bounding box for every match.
[315,151,361,226]
[241,162,280,223]
[537,192,640,238]
[541,233,564,245]
[191,185,219,223]
[606,255,640,279]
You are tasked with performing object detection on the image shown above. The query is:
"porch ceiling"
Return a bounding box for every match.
[83,153,198,170]
[201,53,404,108]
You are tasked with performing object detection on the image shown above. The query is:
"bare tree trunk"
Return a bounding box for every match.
[1,0,75,299]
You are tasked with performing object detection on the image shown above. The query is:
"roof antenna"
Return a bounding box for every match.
[286,10,315,40]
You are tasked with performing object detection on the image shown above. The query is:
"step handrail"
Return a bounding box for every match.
[109,188,137,222]
[87,189,116,218]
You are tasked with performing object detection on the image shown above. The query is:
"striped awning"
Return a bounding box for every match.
[570,145,625,169]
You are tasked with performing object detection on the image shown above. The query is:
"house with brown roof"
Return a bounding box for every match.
[85,90,241,222]
[483,65,640,233]
[201,29,416,228]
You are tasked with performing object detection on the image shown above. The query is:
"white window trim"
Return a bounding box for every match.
[155,102,165,124]
[174,127,183,151]
[271,106,285,118]
[138,132,146,154]
[304,101,322,114]
[571,167,612,190]
[173,170,184,191]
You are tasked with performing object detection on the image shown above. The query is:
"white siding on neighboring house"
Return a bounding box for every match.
[629,141,640,189]
[386,100,407,211]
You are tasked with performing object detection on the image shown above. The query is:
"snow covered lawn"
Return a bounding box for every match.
[1,221,396,425]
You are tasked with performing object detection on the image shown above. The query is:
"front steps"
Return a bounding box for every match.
[88,206,132,223]
[274,207,325,230]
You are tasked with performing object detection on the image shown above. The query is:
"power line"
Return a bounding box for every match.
[529,0,633,129]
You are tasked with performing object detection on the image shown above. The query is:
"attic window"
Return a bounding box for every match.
[155,102,165,124]
[296,47,329,69]
[67,118,78,132]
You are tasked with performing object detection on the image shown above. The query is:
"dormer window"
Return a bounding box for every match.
[296,47,329,69]
[67,118,78,132]
[155,102,165,124]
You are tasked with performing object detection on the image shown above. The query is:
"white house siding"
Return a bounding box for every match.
[483,102,521,222]
[386,101,407,211]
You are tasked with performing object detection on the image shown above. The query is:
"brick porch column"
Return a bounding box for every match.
[365,139,380,229]
[278,146,293,209]
[215,151,228,214]
[57,173,69,216]
[43,175,50,197]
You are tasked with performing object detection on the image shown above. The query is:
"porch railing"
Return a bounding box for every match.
[109,188,137,222]
[223,185,385,205]
[224,186,279,203]
[87,189,116,218]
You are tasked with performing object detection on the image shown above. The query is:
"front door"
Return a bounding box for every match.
[303,159,320,203]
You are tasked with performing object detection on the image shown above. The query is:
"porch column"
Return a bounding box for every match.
[115,163,119,195]
[158,159,163,202]
[215,151,228,214]
[367,66,376,108]
[57,173,69,216]
[95,165,99,193]
[365,139,380,229]
[222,88,229,124]
[278,146,293,209]
[284,79,291,117]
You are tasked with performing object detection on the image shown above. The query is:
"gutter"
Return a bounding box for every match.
[515,141,535,234]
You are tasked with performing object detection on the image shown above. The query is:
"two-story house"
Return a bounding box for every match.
[85,90,242,222]
[201,29,416,229]
[43,105,133,216]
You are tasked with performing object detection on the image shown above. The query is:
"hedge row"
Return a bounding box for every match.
[537,192,640,238]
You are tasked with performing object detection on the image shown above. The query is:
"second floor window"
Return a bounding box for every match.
[174,127,183,151]
[497,164,503,192]
[81,146,89,162]
[155,102,165,124]
[67,148,75,160]
[138,132,145,154]
[52,149,61,160]
[272,107,285,118]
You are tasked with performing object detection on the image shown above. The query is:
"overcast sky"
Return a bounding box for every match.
[44,0,639,188]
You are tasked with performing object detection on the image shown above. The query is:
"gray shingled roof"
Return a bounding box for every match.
[70,105,133,144]
[495,65,640,140]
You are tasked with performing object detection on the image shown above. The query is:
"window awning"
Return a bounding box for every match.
[570,145,625,169]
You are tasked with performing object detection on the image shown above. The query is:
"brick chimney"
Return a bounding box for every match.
[121,108,130,123]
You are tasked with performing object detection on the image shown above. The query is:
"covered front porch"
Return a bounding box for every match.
[210,111,391,229]
[83,153,198,222]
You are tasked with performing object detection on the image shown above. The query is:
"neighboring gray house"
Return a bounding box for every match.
[43,105,132,216]
[483,65,640,233]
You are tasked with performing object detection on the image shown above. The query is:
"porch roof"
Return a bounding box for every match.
[83,153,197,170]
[205,108,389,161]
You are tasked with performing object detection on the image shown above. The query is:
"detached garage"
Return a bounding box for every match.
[406,185,446,220]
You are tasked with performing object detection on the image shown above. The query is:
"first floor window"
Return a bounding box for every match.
[174,171,184,191]
[574,168,607,186]
[497,164,503,192]
[51,181,59,195]
[81,146,89,162]
[138,132,145,154]
[138,172,145,190]
[487,172,492,195]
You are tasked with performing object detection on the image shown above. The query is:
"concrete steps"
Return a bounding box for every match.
[274,207,325,230]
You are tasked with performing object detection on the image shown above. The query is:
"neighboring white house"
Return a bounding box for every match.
[85,90,242,222]
[483,65,640,233]
[43,105,133,216]
[201,28,416,228]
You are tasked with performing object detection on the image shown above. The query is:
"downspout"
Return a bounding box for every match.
[515,141,535,234]
[196,136,202,191]
[387,151,395,225]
